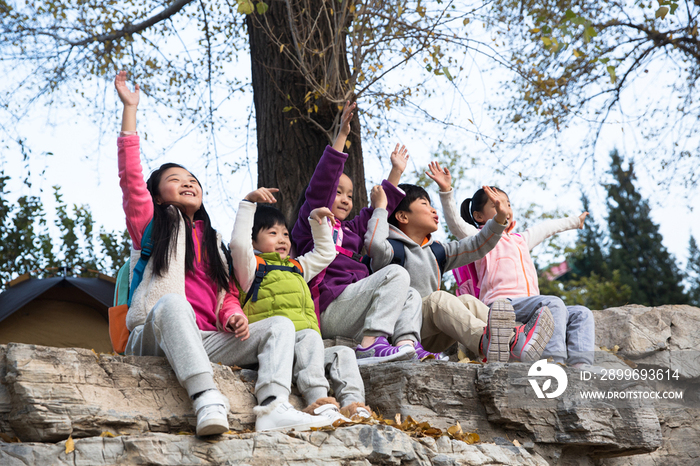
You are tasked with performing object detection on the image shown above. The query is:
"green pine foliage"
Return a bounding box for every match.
[604,150,687,306]
[687,236,700,307]
[0,172,130,290]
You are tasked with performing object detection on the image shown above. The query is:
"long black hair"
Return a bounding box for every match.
[145,163,229,292]
[460,186,507,228]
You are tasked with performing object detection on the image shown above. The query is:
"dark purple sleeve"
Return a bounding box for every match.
[343,180,405,237]
[292,145,348,256]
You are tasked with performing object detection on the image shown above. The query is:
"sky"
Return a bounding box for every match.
[2,20,699,282]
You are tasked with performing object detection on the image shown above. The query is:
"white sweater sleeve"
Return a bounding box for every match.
[296,217,336,282]
[229,200,258,291]
[439,189,480,240]
[522,216,581,250]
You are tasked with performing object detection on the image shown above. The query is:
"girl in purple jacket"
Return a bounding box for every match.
[292,103,445,365]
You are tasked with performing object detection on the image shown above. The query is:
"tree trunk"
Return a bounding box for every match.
[246,0,366,227]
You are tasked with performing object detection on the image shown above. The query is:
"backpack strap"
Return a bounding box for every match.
[127,220,154,307]
[388,238,446,274]
[221,242,233,277]
[243,256,303,307]
[429,241,447,275]
[388,238,406,267]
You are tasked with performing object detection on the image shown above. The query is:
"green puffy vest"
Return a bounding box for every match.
[238,252,320,334]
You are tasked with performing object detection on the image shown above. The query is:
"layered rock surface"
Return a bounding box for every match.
[1,304,698,465]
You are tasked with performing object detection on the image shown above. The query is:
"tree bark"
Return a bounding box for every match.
[246,0,366,226]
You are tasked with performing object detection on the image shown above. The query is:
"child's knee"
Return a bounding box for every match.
[263,315,296,338]
[384,264,411,286]
[570,306,594,326]
[152,294,193,320]
[329,346,356,366]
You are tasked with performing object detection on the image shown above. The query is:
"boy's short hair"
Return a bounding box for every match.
[253,205,287,241]
[388,184,431,227]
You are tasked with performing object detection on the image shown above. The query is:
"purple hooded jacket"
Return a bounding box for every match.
[292,145,405,315]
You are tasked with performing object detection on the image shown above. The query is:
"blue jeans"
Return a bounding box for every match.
[508,296,595,365]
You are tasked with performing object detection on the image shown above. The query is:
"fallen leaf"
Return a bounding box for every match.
[513,439,521,447]
[0,432,20,443]
[99,432,116,438]
[65,436,75,454]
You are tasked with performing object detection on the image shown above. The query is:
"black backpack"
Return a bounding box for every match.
[387,238,447,275]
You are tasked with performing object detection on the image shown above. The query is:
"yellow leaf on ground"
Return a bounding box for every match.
[513,439,521,447]
[65,436,75,454]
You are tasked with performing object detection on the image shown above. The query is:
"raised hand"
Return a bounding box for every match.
[333,101,356,152]
[390,144,409,174]
[309,207,335,225]
[244,187,279,204]
[114,71,139,108]
[425,161,452,192]
[387,144,410,186]
[339,101,355,138]
[578,212,589,229]
[483,185,510,226]
[227,314,250,341]
[370,185,387,210]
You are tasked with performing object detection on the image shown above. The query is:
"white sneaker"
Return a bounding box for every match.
[254,399,332,432]
[314,403,351,426]
[354,407,372,419]
[193,390,230,436]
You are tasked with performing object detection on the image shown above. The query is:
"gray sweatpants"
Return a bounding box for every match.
[320,265,423,344]
[324,346,365,407]
[293,329,330,405]
[125,293,295,403]
[509,296,595,365]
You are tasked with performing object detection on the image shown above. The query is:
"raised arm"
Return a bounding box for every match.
[332,101,355,153]
[229,196,265,291]
[115,71,152,247]
[296,207,337,281]
[522,214,584,250]
[115,71,139,133]
[442,219,507,272]
[364,206,396,272]
[387,144,409,187]
[438,189,479,240]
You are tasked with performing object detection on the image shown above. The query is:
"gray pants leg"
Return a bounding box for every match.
[320,265,422,344]
[293,329,330,405]
[125,294,218,397]
[509,295,595,365]
[126,293,296,402]
[324,346,365,407]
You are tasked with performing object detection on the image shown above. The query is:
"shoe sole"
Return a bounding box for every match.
[516,306,555,362]
[486,300,516,363]
[196,419,229,436]
[356,346,416,366]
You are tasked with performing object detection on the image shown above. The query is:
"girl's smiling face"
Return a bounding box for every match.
[156,167,202,220]
[331,173,353,221]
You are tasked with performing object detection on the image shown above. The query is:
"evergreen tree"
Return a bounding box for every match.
[605,150,687,306]
[687,236,700,307]
[568,194,609,280]
[0,172,130,289]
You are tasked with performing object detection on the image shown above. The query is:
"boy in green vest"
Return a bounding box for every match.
[230,187,371,427]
